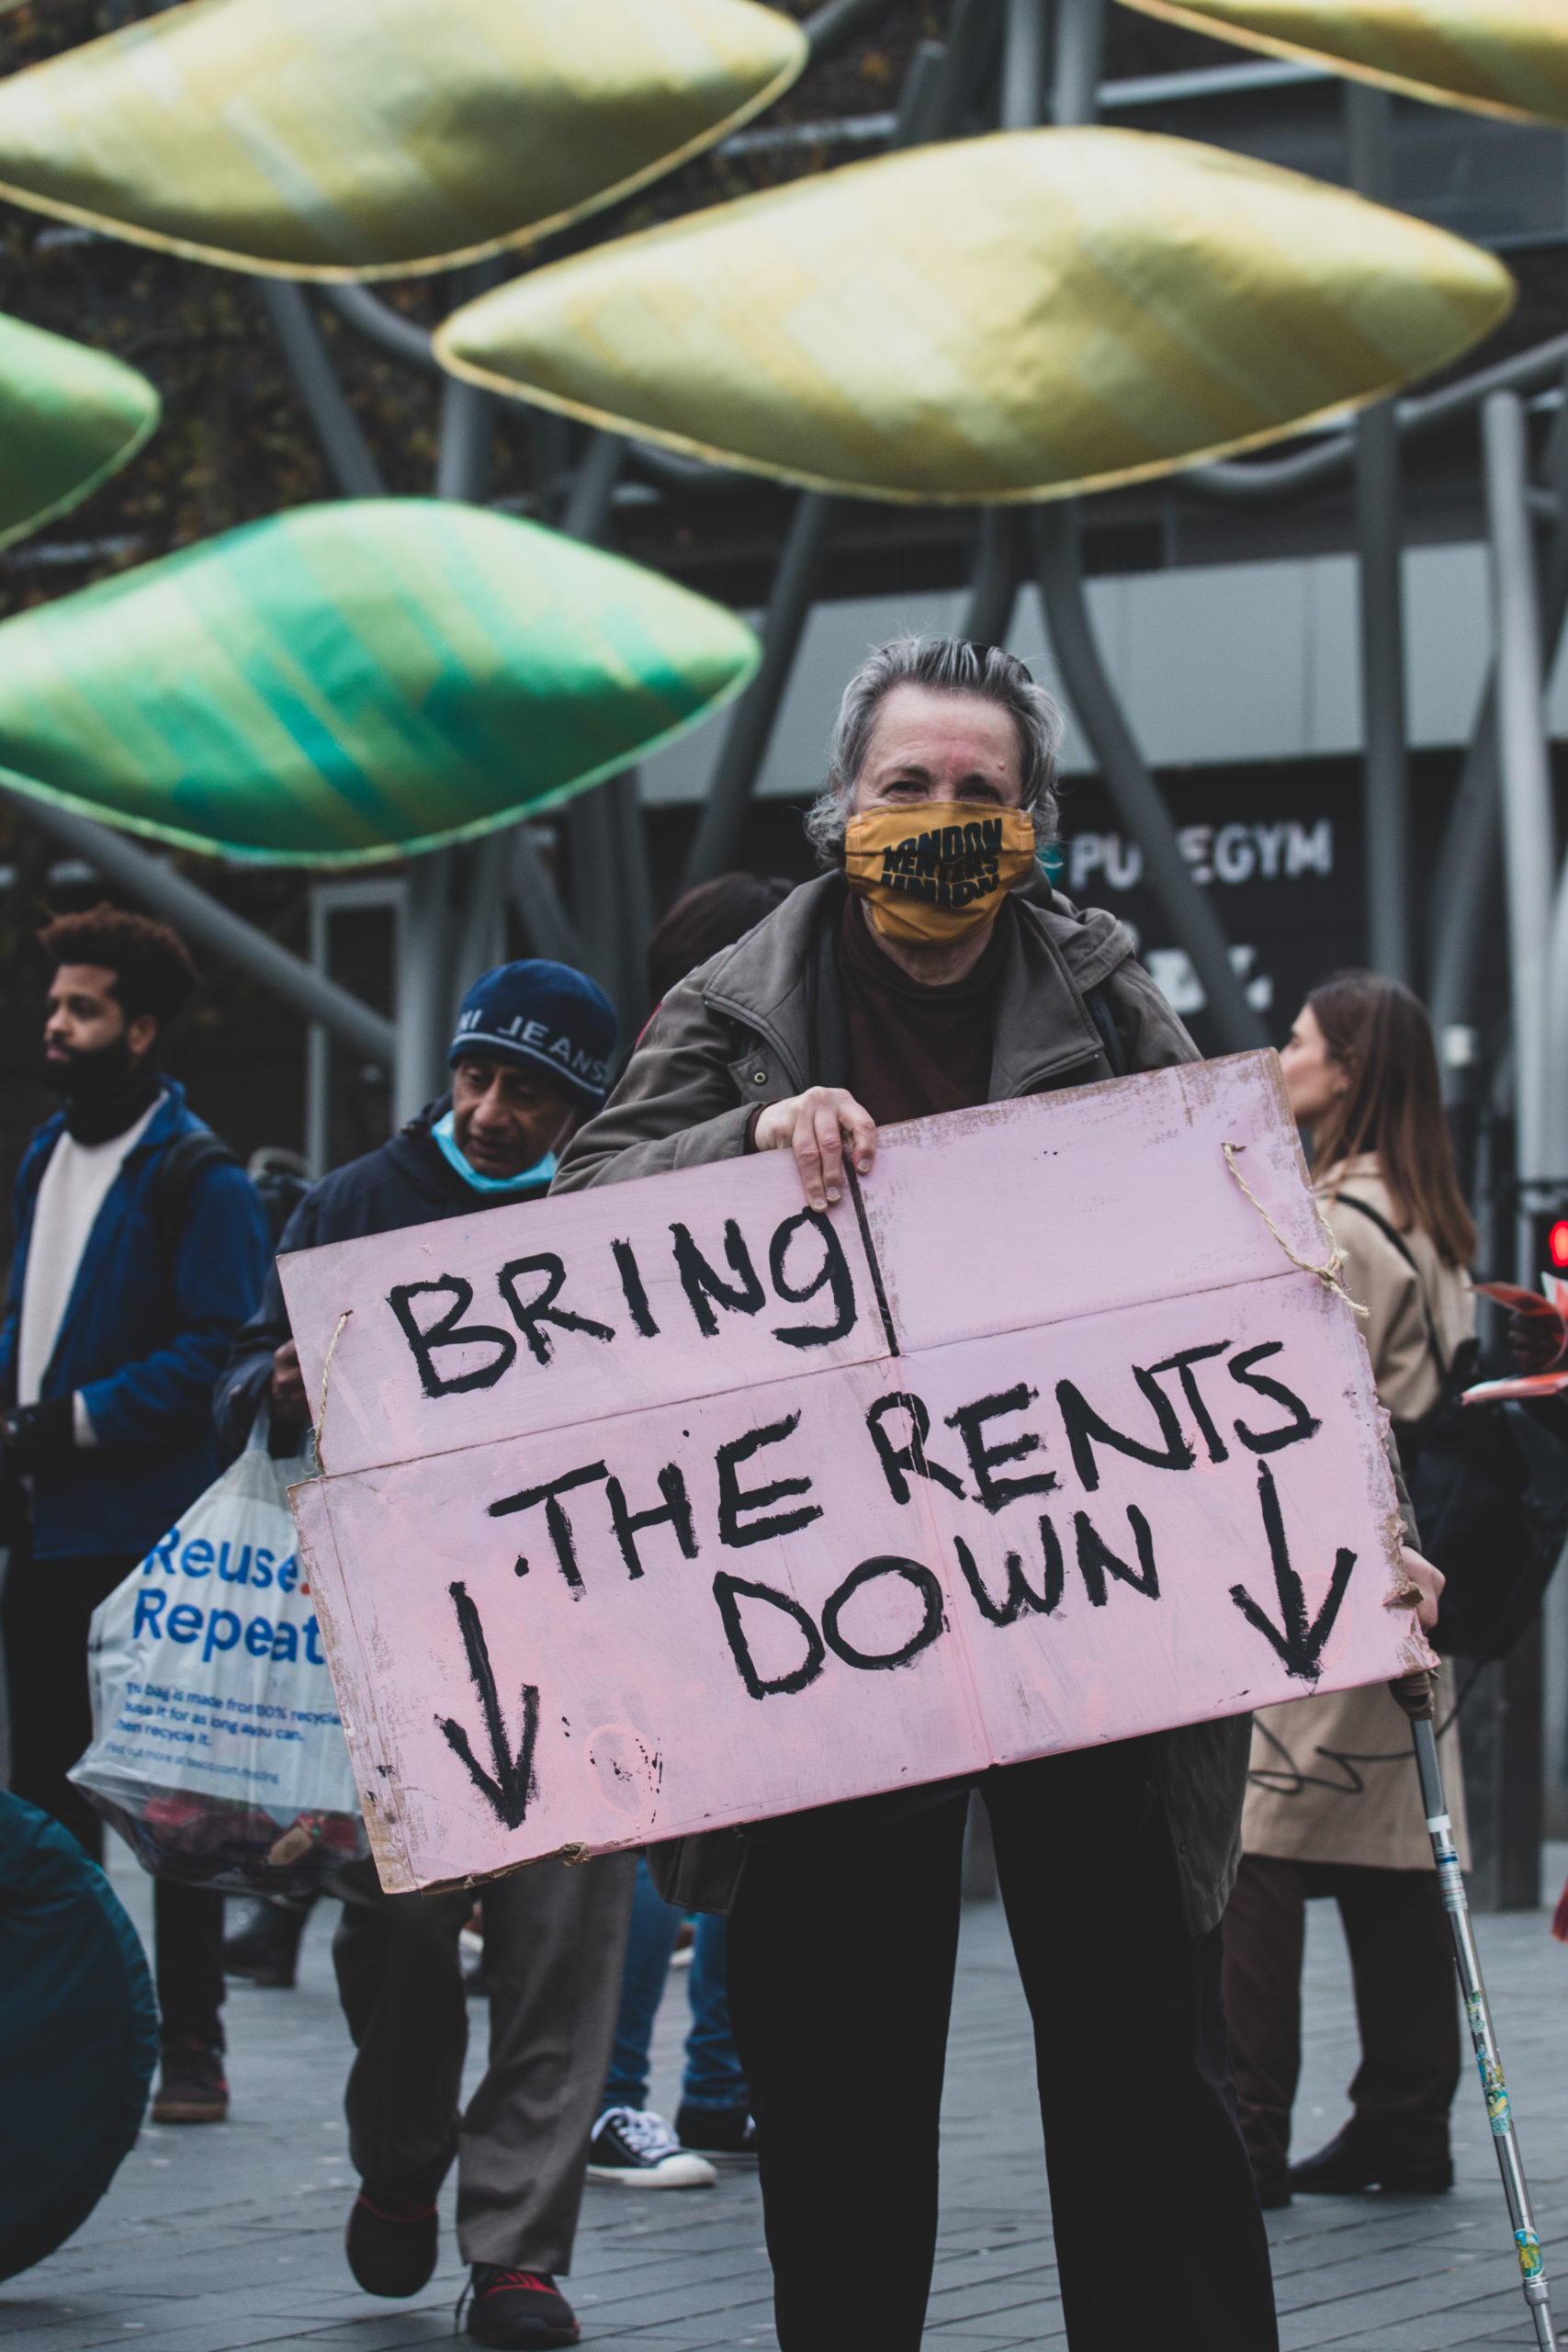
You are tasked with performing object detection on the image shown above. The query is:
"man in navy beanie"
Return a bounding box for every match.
[215,961,631,2352]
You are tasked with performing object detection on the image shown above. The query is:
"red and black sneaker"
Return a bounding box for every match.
[344,2188,438,2298]
[465,2264,580,2347]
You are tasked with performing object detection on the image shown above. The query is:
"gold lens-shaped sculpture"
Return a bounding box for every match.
[1116,0,1568,129]
[0,0,805,278]
[0,502,761,865]
[435,127,1514,505]
[0,312,158,550]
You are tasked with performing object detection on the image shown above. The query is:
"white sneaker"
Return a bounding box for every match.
[586,2106,717,2188]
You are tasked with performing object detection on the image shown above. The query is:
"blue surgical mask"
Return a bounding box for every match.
[432,1111,557,1198]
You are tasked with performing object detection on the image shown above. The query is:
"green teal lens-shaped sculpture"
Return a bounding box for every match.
[0,0,805,277]
[0,502,761,864]
[0,312,158,550]
[434,128,1515,505]
[1116,0,1568,128]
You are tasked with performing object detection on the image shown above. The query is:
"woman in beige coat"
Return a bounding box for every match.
[1223,969,1472,2208]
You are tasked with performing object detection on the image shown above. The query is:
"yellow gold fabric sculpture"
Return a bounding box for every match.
[0,311,158,550]
[0,0,805,278]
[1116,0,1568,129]
[434,129,1514,505]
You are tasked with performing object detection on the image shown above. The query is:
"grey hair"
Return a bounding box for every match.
[803,635,1065,868]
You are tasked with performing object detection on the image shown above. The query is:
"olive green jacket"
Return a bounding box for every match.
[553,875,1252,1931]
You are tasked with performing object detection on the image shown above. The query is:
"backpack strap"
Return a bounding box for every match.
[152,1128,243,1261]
[1333,1190,1450,1384]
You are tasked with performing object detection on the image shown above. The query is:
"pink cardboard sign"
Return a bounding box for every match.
[284,1052,1431,1893]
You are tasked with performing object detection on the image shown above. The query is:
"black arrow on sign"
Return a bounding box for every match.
[1228,1461,1356,1680]
[437,1580,540,1829]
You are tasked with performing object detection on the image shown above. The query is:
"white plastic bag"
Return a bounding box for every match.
[70,1410,367,1894]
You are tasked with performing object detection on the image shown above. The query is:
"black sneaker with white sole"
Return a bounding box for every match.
[586,2106,716,2188]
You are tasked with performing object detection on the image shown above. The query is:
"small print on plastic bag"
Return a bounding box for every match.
[70,1409,367,1894]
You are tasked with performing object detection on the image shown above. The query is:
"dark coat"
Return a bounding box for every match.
[213,1102,549,1463]
[0,1081,271,1560]
[555,875,1251,1934]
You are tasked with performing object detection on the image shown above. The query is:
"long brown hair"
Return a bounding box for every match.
[1305,969,1477,1268]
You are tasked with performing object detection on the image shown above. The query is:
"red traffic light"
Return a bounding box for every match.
[1550,1221,1568,1270]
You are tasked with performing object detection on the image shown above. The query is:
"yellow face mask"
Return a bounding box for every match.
[843,801,1037,947]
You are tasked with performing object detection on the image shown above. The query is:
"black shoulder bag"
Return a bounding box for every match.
[1337,1193,1568,1661]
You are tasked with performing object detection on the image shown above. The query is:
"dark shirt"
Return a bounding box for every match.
[837,895,1005,1125]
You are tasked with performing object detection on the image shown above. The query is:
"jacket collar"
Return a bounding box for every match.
[696,871,1132,1102]
[28,1076,190,1178]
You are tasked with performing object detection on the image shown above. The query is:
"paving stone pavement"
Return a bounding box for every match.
[6,1841,1568,2351]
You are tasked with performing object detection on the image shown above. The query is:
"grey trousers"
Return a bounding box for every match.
[333,1849,636,2272]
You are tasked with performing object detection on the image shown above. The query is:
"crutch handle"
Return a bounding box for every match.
[1388,1668,1436,1719]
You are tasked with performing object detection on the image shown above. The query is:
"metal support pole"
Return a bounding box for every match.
[321,283,442,379]
[568,771,656,1035]
[1413,1709,1558,2347]
[1345,85,1411,981]
[964,509,1022,648]
[801,0,900,65]
[1032,506,1268,1052]
[678,29,957,898]
[1429,694,1501,1083]
[1483,390,1554,1283]
[1432,381,1568,1083]
[553,431,659,1031]
[1032,0,1266,1046]
[1355,395,1410,978]
[509,830,584,967]
[1001,0,1048,130]
[258,282,383,500]
[1051,0,1104,124]
[0,785,396,1066]
[679,490,838,891]
[394,847,455,1125]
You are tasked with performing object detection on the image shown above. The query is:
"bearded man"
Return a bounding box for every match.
[0,903,271,2124]
[555,634,1286,2350]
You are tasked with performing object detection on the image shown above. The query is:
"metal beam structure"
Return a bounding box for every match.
[0,784,398,1067]
[1033,505,1269,1051]
[679,488,839,892]
[258,282,384,500]
[1027,0,1262,1054]
[1431,385,1568,1085]
[1000,0,1048,131]
[1051,0,1103,126]
[1183,333,1568,507]
[554,430,660,1033]
[1346,85,1411,983]
[1482,391,1555,1283]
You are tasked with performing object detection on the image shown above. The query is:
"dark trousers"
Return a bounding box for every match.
[2,1532,226,2052]
[333,1848,636,2271]
[1222,1852,1460,2175]
[728,1745,1278,2352]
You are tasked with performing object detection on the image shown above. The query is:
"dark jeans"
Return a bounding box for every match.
[1222,1852,1460,2175]
[728,1743,1277,2352]
[603,1853,748,2115]
[2,1530,226,2052]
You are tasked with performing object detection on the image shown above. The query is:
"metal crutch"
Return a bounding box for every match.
[1408,1679,1558,2348]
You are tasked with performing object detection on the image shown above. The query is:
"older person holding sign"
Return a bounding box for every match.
[552,637,1441,2352]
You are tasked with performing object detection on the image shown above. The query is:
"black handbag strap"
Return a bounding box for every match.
[1333,1190,1453,1388]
